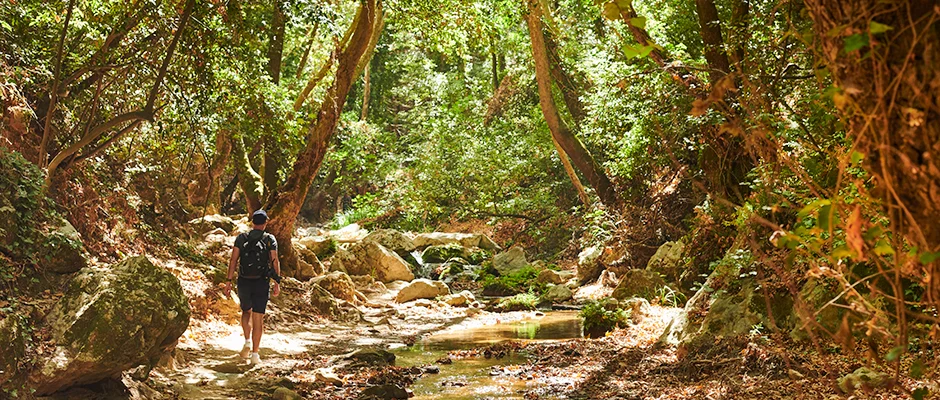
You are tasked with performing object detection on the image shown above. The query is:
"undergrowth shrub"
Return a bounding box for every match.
[580,300,631,338]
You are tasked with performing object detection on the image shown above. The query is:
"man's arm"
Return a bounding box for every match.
[270,249,281,297]
[224,247,240,296]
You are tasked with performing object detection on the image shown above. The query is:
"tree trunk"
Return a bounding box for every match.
[231,136,264,213]
[296,22,321,80]
[805,0,940,300]
[38,0,75,168]
[544,28,588,124]
[693,0,731,82]
[360,63,371,121]
[293,5,363,112]
[204,129,233,214]
[263,0,286,200]
[525,0,618,207]
[265,0,379,275]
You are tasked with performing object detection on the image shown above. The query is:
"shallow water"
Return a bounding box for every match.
[395,311,582,399]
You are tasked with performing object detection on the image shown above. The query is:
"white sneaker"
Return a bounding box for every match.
[249,352,261,365]
[239,343,251,359]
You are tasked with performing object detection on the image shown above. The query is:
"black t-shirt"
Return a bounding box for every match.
[234,230,278,252]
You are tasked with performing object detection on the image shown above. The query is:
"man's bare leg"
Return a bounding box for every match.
[240,310,252,358]
[249,312,264,364]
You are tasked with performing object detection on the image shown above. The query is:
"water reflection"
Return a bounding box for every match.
[395,311,582,400]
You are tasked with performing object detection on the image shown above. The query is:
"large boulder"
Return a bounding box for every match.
[492,247,528,276]
[442,290,475,307]
[332,241,415,283]
[31,256,191,395]
[422,243,468,263]
[41,218,88,274]
[187,214,237,235]
[412,232,501,251]
[838,367,890,393]
[413,232,479,248]
[612,269,666,301]
[577,246,604,285]
[363,229,415,255]
[536,269,564,285]
[293,244,326,280]
[308,284,360,322]
[330,223,368,243]
[541,285,573,303]
[396,279,450,303]
[646,241,685,284]
[660,248,793,350]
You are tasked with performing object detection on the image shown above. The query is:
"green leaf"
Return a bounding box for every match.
[831,245,854,259]
[603,3,621,20]
[629,16,647,29]
[873,239,895,256]
[615,0,631,8]
[885,345,904,361]
[919,251,940,264]
[798,199,830,218]
[863,226,884,241]
[911,358,925,379]
[844,33,869,52]
[818,204,836,231]
[851,151,864,165]
[869,21,893,34]
[912,388,929,400]
[0,20,11,31]
[623,45,640,59]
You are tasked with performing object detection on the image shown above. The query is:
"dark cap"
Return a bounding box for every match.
[252,209,268,224]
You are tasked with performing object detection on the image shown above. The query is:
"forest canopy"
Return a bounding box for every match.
[1,0,939,398]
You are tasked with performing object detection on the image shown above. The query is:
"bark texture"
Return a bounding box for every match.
[266,0,379,275]
[526,0,618,207]
[806,1,940,253]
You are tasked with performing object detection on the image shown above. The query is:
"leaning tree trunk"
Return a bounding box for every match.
[204,129,233,214]
[525,0,618,207]
[231,136,264,213]
[262,0,287,200]
[805,0,940,301]
[265,0,379,275]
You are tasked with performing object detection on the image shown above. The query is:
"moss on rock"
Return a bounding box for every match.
[31,256,191,395]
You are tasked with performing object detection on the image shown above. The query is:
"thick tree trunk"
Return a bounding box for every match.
[266,0,379,275]
[544,29,588,124]
[293,5,363,112]
[204,129,233,214]
[231,136,264,213]
[263,0,286,200]
[526,0,617,207]
[805,0,940,300]
[693,0,731,82]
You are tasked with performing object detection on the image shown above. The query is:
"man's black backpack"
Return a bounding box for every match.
[239,231,270,278]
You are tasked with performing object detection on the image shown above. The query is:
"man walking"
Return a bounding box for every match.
[224,209,281,365]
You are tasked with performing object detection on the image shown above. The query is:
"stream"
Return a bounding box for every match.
[393,311,583,399]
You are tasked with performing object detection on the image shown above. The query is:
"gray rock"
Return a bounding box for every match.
[493,247,528,276]
[32,256,191,395]
[347,348,395,366]
[396,279,450,303]
[413,232,479,248]
[41,218,88,274]
[577,246,604,285]
[646,241,685,283]
[363,229,416,255]
[188,214,236,235]
[441,290,475,307]
[541,285,573,303]
[332,241,415,283]
[536,269,564,285]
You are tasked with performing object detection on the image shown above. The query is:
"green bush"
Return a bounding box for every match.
[479,265,545,295]
[497,293,538,312]
[580,301,631,338]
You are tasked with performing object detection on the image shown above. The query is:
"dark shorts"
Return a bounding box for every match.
[237,277,270,314]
